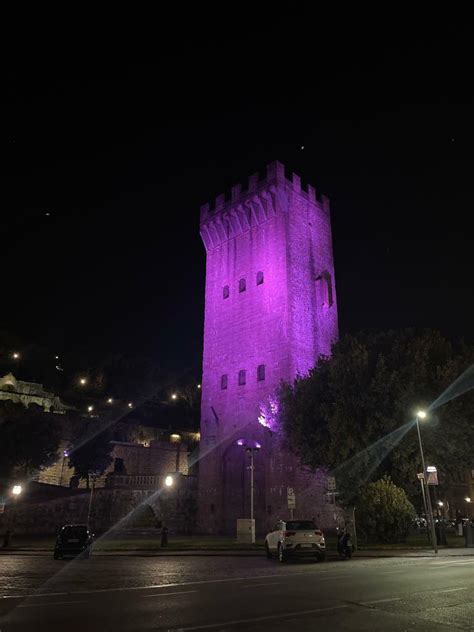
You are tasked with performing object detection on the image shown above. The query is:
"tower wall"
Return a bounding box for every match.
[198,161,339,534]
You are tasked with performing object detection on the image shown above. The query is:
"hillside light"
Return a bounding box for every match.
[171,393,178,400]
[87,405,94,412]
[12,485,22,496]
[128,402,133,408]
[197,384,201,389]
[107,398,113,404]
[165,475,174,488]
[12,352,20,359]
[466,497,472,503]
[79,377,87,386]
[438,501,444,507]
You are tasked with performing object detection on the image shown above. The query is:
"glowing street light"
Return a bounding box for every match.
[165,475,174,487]
[465,497,471,503]
[79,377,87,386]
[87,405,94,412]
[171,393,178,400]
[107,398,113,404]
[12,352,20,360]
[197,384,201,389]
[12,485,22,496]
[414,409,437,554]
[127,402,133,408]
[438,501,444,507]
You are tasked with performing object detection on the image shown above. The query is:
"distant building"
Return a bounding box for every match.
[0,373,72,413]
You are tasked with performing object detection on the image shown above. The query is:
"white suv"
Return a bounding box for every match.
[265,520,325,562]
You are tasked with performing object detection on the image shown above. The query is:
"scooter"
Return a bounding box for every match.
[337,529,353,559]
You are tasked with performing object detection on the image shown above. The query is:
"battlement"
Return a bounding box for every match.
[200,160,329,224]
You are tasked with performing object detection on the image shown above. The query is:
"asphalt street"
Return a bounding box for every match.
[1,553,474,631]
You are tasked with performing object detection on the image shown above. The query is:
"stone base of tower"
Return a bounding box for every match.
[197,429,342,536]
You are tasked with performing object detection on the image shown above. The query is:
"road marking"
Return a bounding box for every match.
[432,560,474,567]
[142,590,197,598]
[18,600,87,609]
[361,597,402,605]
[174,604,349,630]
[436,587,468,593]
[241,582,284,588]
[0,569,353,600]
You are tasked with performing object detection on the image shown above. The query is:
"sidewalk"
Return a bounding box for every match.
[2,546,474,558]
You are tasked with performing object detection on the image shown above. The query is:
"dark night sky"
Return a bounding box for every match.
[3,11,474,381]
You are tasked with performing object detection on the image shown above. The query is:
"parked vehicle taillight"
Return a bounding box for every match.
[284,531,296,536]
[315,530,323,536]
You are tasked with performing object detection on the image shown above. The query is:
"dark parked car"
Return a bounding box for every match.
[54,524,94,559]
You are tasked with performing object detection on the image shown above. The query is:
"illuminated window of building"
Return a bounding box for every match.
[221,374,228,390]
[238,369,246,386]
[256,271,264,285]
[223,285,229,299]
[239,278,246,293]
[257,364,266,381]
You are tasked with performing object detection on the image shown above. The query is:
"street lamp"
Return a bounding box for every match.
[87,405,94,413]
[12,485,22,496]
[79,377,87,386]
[165,475,174,487]
[107,397,113,404]
[60,450,69,486]
[465,497,471,503]
[415,410,438,554]
[237,439,261,542]
[171,393,178,401]
[127,402,133,408]
[12,352,20,360]
[87,471,98,529]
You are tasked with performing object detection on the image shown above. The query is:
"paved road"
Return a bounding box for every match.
[1,553,474,631]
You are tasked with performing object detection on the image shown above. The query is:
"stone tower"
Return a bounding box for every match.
[198,161,339,534]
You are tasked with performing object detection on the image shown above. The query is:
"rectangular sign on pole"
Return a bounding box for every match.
[426,466,439,486]
[287,487,296,509]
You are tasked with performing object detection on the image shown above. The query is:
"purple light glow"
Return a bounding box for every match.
[63,450,69,457]
[236,439,244,446]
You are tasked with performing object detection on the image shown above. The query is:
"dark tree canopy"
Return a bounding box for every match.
[279,329,474,500]
[0,401,62,482]
[68,420,114,487]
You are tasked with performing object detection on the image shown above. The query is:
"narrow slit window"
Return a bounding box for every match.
[223,285,230,299]
[221,374,228,390]
[257,364,266,381]
[256,271,264,285]
[239,278,246,293]
[238,369,246,386]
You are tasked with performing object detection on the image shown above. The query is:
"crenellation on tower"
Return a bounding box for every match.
[200,161,327,225]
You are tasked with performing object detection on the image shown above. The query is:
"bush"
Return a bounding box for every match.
[357,476,415,543]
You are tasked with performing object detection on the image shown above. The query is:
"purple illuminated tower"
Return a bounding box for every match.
[198,161,339,534]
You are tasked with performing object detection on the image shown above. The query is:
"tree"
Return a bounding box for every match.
[68,420,114,487]
[356,476,416,543]
[279,329,474,501]
[0,401,62,483]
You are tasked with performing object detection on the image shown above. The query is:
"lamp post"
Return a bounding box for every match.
[60,450,69,487]
[465,497,471,520]
[3,485,23,548]
[86,471,98,529]
[415,411,438,554]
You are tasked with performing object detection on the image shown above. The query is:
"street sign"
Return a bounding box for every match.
[426,466,439,486]
[327,476,336,491]
[287,487,296,509]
